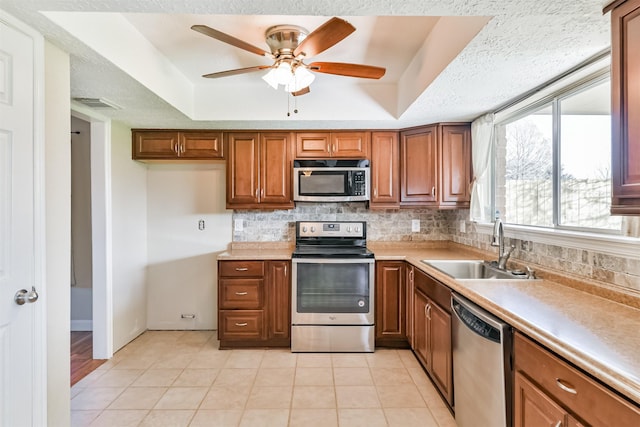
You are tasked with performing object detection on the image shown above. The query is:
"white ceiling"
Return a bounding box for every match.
[0,0,611,130]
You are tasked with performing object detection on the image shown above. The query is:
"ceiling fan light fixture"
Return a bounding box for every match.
[285,66,315,93]
[262,61,293,89]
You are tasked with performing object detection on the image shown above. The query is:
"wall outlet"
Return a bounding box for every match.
[459,220,466,233]
[411,219,420,232]
[234,219,243,232]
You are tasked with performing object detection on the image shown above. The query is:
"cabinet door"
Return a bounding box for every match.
[132,131,180,159]
[514,371,568,427]
[295,132,331,157]
[260,133,293,207]
[331,131,370,158]
[428,300,453,405]
[180,131,224,159]
[267,261,291,341]
[370,132,400,208]
[611,0,640,214]
[400,126,438,205]
[226,132,260,207]
[413,288,430,370]
[440,124,471,207]
[375,262,406,344]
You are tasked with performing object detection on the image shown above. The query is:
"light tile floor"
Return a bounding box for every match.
[71,331,457,427]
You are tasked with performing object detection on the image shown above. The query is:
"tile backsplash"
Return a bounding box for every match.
[232,203,450,242]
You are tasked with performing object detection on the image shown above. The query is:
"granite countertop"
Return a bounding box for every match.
[218,241,640,405]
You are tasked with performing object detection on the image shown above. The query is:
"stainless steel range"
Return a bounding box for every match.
[291,220,375,352]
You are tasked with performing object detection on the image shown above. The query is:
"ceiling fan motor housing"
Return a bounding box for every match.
[265,25,309,57]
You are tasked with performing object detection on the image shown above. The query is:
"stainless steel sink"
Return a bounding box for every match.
[421,259,533,280]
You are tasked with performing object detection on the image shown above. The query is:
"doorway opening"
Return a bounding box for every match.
[69,110,113,384]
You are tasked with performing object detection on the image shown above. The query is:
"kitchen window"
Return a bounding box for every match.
[494,74,622,234]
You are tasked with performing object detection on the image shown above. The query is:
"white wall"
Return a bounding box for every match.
[110,121,148,350]
[146,163,231,330]
[44,40,71,427]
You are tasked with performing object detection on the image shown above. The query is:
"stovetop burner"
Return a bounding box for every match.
[292,221,374,259]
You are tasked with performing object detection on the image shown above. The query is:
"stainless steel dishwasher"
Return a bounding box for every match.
[451,293,513,427]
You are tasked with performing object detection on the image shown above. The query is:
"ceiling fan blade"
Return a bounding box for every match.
[203,65,272,79]
[308,62,386,79]
[191,25,272,58]
[292,86,310,96]
[293,17,355,58]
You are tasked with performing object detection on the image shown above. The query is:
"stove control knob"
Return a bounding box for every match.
[346,226,352,232]
[310,226,316,233]
[302,226,307,233]
[355,226,360,233]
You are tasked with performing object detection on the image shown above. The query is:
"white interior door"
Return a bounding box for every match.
[0,16,45,427]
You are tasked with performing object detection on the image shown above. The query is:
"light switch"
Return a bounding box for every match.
[411,219,420,232]
[234,219,243,232]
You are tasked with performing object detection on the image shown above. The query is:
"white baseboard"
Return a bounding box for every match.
[71,319,93,331]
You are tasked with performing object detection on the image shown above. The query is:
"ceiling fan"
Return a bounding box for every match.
[191,17,386,96]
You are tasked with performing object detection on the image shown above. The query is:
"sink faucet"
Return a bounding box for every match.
[491,218,515,270]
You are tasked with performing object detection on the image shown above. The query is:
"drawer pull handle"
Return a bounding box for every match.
[556,378,577,394]
[235,267,249,271]
[554,422,562,427]
[235,292,248,296]
[235,322,248,327]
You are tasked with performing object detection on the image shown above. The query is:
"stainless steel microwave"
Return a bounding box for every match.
[293,159,370,202]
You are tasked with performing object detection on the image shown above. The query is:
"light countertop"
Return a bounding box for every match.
[218,241,640,405]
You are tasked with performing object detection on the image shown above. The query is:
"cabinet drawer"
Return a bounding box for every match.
[514,333,640,427]
[220,279,263,309]
[219,310,266,340]
[414,269,451,313]
[219,261,264,277]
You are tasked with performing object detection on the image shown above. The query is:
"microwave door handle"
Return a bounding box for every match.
[347,171,353,194]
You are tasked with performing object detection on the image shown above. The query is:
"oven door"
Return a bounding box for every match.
[291,258,375,325]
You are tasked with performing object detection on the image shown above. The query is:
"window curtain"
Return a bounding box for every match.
[470,113,495,222]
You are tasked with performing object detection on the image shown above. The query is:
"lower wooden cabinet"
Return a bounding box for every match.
[218,260,291,348]
[514,332,640,427]
[375,261,408,347]
[412,269,453,407]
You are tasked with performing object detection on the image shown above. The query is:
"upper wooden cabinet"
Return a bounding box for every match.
[226,132,294,209]
[370,132,400,208]
[608,0,640,214]
[295,131,370,158]
[400,124,471,208]
[132,130,224,160]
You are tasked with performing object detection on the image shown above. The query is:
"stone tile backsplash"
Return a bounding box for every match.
[232,203,450,242]
[232,206,639,292]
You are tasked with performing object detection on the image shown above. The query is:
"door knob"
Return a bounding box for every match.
[15,286,39,306]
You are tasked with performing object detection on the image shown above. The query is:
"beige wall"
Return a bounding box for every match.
[146,163,231,330]
[44,40,71,427]
[70,116,93,289]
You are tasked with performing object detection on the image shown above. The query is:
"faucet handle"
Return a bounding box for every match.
[526,266,536,279]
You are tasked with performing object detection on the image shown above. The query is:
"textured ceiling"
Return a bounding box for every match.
[0,0,611,130]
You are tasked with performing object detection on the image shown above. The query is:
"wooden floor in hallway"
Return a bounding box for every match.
[71,331,107,386]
